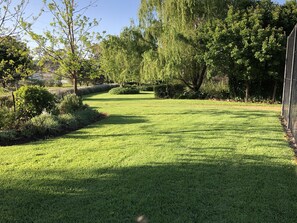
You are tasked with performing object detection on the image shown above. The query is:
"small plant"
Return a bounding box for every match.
[58,94,86,114]
[0,95,14,108]
[0,107,16,130]
[15,86,56,119]
[0,130,18,144]
[178,90,205,99]
[74,107,101,125]
[58,113,78,130]
[77,84,116,96]
[109,87,140,95]
[154,84,185,98]
[0,90,104,145]
[139,85,154,91]
[22,113,61,138]
[200,80,230,99]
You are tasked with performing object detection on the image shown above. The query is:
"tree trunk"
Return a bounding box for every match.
[180,65,207,92]
[73,77,78,95]
[272,80,277,103]
[195,65,207,91]
[11,91,16,112]
[245,81,250,103]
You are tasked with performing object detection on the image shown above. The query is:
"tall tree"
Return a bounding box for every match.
[100,25,149,86]
[205,0,295,102]
[0,36,34,88]
[139,0,256,92]
[24,0,100,94]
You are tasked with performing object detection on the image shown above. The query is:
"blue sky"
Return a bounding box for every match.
[24,0,287,47]
[25,0,141,37]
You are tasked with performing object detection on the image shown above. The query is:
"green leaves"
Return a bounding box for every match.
[100,25,148,85]
[0,36,34,87]
[204,0,295,100]
[15,86,56,119]
[26,0,101,94]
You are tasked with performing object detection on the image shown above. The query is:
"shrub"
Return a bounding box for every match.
[49,84,117,99]
[0,92,103,145]
[0,107,16,130]
[58,94,86,114]
[154,85,168,98]
[15,86,56,119]
[109,87,140,95]
[77,84,117,96]
[0,95,14,108]
[74,107,101,126]
[58,113,78,130]
[199,80,230,100]
[0,130,18,144]
[154,84,185,98]
[178,90,205,99]
[139,85,154,91]
[51,88,75,99]
[22,113,61,138]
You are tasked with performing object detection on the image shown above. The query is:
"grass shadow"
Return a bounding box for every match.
[1,159,297,223]
[85,97,155,102]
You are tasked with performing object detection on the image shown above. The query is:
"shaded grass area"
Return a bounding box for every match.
[0,93,296,223]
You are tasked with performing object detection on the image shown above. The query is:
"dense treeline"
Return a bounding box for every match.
[0,0,103,94]
[1,0,297,102]
[100,0,297,102]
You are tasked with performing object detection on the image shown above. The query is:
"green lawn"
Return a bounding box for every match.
[0,92,296,223]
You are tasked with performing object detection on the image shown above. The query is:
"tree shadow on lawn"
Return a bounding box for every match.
[26,107,283,150]
[1,156,297,223]
[85,96,155,102]
[62,111,283,147]
[145,109,279,122]
[16,115,148,146]
[179,109,278,119]
[101,115,149,125]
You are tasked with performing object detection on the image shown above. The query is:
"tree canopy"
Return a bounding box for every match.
[138,0,258,92]
[0,36,33,88]
[24,0,101,94]
[100,25,149,86]
[205,0,297,101]
[133,0,297,101]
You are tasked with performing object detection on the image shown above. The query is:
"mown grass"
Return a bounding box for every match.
[0,92,296,223]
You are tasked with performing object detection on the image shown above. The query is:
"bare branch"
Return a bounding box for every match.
[0,0,29,40]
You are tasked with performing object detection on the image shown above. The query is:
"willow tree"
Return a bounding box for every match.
[139,0,255,92]
[100,25,149,86]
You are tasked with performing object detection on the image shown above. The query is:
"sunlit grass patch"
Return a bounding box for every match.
[0,93,295,223]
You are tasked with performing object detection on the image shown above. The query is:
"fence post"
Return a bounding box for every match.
[282,35,290,117]
[288,25,297,130]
